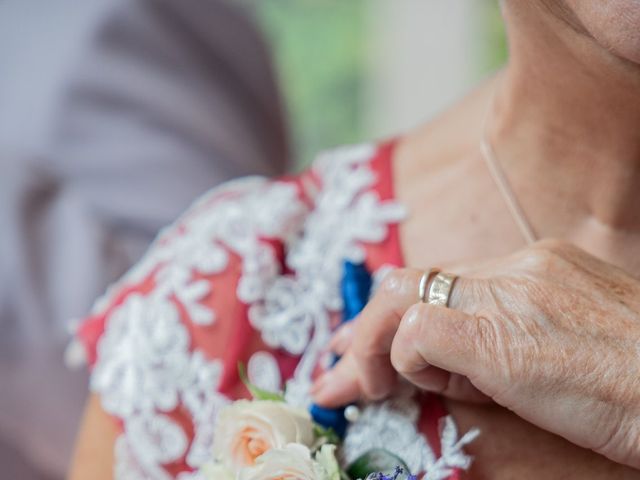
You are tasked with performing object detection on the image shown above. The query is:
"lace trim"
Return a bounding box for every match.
[424,416,480,480]
[342,385,480,478]
[248,351,282,393]
[251,144,406,408]
[91,176,306,477]
[91,176,305,322]
[342,385,431,473]
[114,435,156,480]
[88,144,419,478]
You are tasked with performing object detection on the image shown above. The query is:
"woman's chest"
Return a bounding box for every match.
[395,151,640,277]
[444,400,640,479]
[392,152,640,477]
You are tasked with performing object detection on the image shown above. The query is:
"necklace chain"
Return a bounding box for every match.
[479,84,538,246]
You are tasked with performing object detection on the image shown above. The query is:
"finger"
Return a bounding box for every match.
[328,323,355,356]
[391,303,493,399]
[344,268,424,400]
[313,268,424,405]
[394,363,491,403]
[389,318,456,394]
[311,352,362,407]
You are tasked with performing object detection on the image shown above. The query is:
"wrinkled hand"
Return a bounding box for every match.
[311,240,640,468]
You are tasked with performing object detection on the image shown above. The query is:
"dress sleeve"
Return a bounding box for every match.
[71,142,409,478]
[72,175,310,477]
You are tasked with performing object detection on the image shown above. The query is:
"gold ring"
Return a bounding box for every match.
[418,268,440,303]
[427,272,458,306]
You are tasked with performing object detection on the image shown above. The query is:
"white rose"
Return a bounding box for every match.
[200,462,234,480]
[238,443,316,480]
[213,400,314,473]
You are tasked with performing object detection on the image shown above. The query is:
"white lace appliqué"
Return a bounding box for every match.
[86,144,477,479]
[90,177,308,478]
[342,385,429,474]
[250,145,406,407]
[424,416,480,480]
[343,385,480,478]
[248,351,282,393]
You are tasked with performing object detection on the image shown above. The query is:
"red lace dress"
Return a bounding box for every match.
[74,142,474,479]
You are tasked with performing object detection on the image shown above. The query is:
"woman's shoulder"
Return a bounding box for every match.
[72,142,404,366]
[70,141,406,476]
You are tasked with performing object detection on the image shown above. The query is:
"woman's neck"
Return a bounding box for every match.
[490,2,640,236]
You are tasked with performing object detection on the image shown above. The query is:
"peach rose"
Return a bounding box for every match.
[237,444,317,480]
[213,400,314,474]
[237,444,341,480]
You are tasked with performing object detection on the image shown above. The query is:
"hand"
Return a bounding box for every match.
[311,239,640,468]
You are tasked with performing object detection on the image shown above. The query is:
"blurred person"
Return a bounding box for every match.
[70,1,640,479]
[0,0,288,478]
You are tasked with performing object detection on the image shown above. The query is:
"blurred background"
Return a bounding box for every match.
[250,0,505,167]
[0,1,505,478]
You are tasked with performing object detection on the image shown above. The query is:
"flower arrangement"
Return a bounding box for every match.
[195,366,468,480]
[195,260,479,480]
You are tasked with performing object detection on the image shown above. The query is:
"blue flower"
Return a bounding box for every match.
[366,466,417,480]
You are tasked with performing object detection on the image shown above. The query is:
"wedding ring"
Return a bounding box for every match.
[418,268,440,303]
[427,272,458,306]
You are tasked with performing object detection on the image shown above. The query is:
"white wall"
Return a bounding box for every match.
[365,0,494,139]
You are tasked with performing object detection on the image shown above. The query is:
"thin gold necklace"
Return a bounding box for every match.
[479,87,538,246]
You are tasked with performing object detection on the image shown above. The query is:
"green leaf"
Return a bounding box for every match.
[346,449,409,480]
[237,363,285,402]
[340,470,352,480]
[312,423,341,447]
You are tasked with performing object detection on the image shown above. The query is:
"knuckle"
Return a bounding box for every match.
[520,242,561,272]
[515,239,585,282]
[379,268,421,297]
[379,268,405,294]
[402,304,427,339]
[527,238,576,265]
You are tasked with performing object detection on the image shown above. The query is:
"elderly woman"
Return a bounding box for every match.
[70,1,640,478]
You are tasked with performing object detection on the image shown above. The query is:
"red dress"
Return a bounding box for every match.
[75,142,473,479]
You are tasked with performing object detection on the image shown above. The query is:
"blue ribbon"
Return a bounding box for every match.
[310,260,372,437]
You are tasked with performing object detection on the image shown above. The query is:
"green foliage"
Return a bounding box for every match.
[313,423,341,448]
[256,0,367,168]
[480,1,508,74]
[238,363,286,402]
[254,1,507,169]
